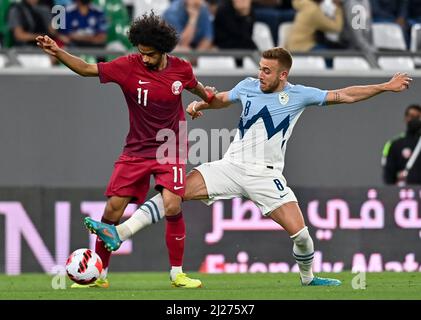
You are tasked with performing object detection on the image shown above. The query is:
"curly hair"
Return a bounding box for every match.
[128,11,179,53]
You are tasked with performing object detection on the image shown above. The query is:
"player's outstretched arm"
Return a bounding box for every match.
[188,81,217,103]
[186,91,233,119]
[326,72,412,105]
[36,35,98,77]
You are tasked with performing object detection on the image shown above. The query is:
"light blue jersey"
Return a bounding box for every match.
[224,77,328,171]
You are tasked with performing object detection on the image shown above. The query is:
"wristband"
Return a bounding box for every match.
[205,90,215,103]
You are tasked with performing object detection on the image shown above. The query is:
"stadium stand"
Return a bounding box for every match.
[372,22,407,51]
[0,54,6,68]
[333,56,371,70]
[292,56,327,70]
[127,0,170,18]
[252,22,274,51]
[197,56,236,70]
[410,23,421,52]
[277,22,293,48]
[243,56,258,70]
[1,0,421,71]
[377,56,415,70]
[410,23,421,67]
[17,54,52,68]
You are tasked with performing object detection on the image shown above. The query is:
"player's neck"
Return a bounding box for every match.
[157,54,168,71]
[274,80,288,93]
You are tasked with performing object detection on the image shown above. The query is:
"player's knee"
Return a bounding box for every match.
[291,226,313,248]
[164,202,181,216]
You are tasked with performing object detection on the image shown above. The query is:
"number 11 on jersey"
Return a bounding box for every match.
[172,166,183,183]
[137,88,148,107]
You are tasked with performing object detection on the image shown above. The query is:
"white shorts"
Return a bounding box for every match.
[194,158,297,216]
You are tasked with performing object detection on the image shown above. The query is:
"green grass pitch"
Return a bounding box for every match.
[0,272,420,300]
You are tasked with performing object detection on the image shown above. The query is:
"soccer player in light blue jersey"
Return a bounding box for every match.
[85,47,412,287]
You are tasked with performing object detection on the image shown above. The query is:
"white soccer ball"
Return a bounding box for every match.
[65,248,103,285]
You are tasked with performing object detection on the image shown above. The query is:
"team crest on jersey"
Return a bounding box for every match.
[278,92,289,105]
[172,81,183,95]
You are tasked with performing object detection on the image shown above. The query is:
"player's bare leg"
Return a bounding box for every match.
[99,169,209,245]
[78,196,131,288]
[103,196,132,222]
[94,195,132,249]
[269,202,306,235]
[183,169,209,201]
[85,195,132,248]
[94,196,132,271]
[85,172,205,287]
[269,202,341,286]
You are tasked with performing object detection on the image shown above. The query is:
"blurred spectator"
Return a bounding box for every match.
[163,0,213,51]
[214,0,256,50]
[8,0,54,47]
[59,0,107,47]
[340,0,375,54]
[383,104,421,185]
[253,0,295,45]
[370,0,408,28]
[54,0,74,6]
[38,0,74,9]
[39,0,55,8]
[206,0,220,17]
[285,0,343,52]
[407,0,421,26]
[315,0,349,49]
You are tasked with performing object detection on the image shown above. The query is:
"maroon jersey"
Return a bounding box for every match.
[97,54,197,159]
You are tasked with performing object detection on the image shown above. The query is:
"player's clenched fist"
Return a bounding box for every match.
[186,101,203,120]
[36,35,59,56]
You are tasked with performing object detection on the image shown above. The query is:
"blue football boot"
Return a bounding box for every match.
[84,217,122,251]
[304,276,342,286]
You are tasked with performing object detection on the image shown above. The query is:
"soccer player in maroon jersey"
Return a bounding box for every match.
[36,12,214,288]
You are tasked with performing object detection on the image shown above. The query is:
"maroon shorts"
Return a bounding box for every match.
[105,154,186,204]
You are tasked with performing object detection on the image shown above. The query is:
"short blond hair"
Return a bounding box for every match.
[262,47,293,70]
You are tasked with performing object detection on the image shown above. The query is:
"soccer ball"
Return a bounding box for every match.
[65,248,103,285]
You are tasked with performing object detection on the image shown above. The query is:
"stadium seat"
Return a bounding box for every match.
[16,55,52,68]
[0,55,7,68]
[243,56,257,70]
[292,56,326,70]
[333,57,370,70]
[278,22,293,47]
[406,24,421,67]
[372,23,407,50]
[132,0,170,18]
[377,57,415,70]
[252,22,274,51]
[410,23,421,52]
[197,56,236,70]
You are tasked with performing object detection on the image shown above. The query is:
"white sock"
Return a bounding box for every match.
[170,266,183,281]
[116,194,165,241]
[291,226,314,285]
[100,268,108,280]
